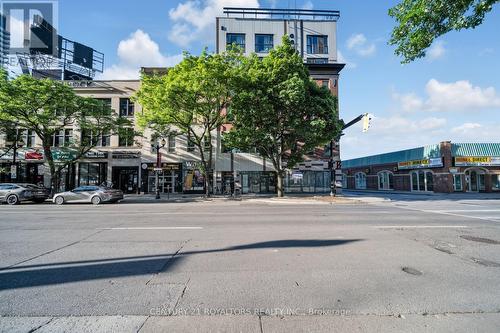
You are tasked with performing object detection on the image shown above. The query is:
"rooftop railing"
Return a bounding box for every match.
[222,7,340,21]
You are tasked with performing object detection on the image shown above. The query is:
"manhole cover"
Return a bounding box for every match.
[470,258,500,267]
[402,267,423,276]
[460,235,500,245]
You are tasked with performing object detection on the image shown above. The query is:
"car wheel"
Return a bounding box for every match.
[6,195,19,205]
[55,196,64,205]
[91,196,102,205]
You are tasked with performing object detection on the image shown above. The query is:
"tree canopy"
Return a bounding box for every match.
[389,0,499,63]
[225,36,343,197]
[0,71,128,192]
[136,50,241,196]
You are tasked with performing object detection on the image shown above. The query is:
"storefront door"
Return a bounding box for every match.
[466,170,486,192]
[112,167,139,194]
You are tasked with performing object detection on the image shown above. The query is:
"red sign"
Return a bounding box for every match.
[25,151,44,160]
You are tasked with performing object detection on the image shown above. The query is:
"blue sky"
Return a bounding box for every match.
[57,0,500,159]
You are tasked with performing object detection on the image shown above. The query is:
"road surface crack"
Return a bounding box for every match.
[27,317,54,333]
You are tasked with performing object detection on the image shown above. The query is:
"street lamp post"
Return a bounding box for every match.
[154,138,167,200]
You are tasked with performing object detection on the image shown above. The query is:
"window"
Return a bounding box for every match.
[307,35,328,54]
[492,174,500,191]
[79,162,107,186]
[95,98,112,115]
[119,98,135,117]
[168,134,176,153]
[226,33,245,52]
[411,170,434,192]
[355,172,366,189]
[453,174,463,192]
[187,134,196,152]
[321,80,330,88]
[53,129,73,147]
[378,171,393,190]
[5,129,35,147]
[118,128,135,147]
[81,130,110,147]
[307,58,328,64]
[342,174,347,189]
[255,34,273,53]
[204,136,211,150]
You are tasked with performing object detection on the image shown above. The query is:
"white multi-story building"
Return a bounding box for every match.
[215,7,345,194]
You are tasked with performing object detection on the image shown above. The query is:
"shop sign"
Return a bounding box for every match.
[454,156,500,167]
[85,151,108,159]
[0,149,14,160]
[52,150,77,161]
[184,161,202,170]
[398,158,443,170]
[25,151,44,160]
[449,168,459,174]
[147,163,181,172]
[112,152,140,159]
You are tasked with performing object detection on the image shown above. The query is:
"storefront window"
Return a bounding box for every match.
[378,171,393,190]
[355,172,366,189]
[184,169,205,192]
[453,174,463,191]
[411,170,434,192]
[79,163,107,186]
[492,175,500,191]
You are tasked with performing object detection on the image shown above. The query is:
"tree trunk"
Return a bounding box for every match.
[277,170,285,197]
[42,145,57,197]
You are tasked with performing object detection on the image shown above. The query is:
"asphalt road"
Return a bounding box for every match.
[1,195,500,332]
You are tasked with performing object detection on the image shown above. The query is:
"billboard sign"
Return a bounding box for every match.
[398,158,443,170]
[455,156,500,167]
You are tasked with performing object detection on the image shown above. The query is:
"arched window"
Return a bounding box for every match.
[410,170,434,192]
[378,171,394,190]
[355,172,366,189]
[342,174,347,189]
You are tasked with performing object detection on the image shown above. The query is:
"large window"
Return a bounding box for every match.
[453,174,463,192]
[307,35,328,54]
[492,174,500,191]
[119,98,135,117]
[355,172,366,189]
[255,34,273,53]
[78,162,107,186]
[411,170,434,192]
[118,128,135,147]
[81,130,110,147]
[378,171,394,190]
[168,134,176,153]
[226,33,245,52]
[53,129,73,147]
[6,129,35,147]
[187,133,196,152]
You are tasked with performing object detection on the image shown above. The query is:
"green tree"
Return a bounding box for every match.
[225,36,343,197]
[136,50,241,196]
[0,72,129,194]
[389,0,499,63]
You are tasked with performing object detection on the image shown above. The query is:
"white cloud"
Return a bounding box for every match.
[337,50,357,69]
[393,79,500,113]
[451,122,482,134]
[425,79,500,112]
[346,33,376,57]
[98,30,183,80]
[427,41,446,61]
[392,92,424,112]
[168,0,260,47]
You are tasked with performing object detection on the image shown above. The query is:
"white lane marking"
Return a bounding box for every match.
[375,226,468,229]
[428,209,500,213]
[97,227,203,230]
[390,205,500,223]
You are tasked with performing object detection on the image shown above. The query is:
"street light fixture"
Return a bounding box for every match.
[154,138,167,199]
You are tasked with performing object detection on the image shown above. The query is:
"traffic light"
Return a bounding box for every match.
[362,113,372,133]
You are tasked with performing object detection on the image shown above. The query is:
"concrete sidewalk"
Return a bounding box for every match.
[2,313,500,333]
